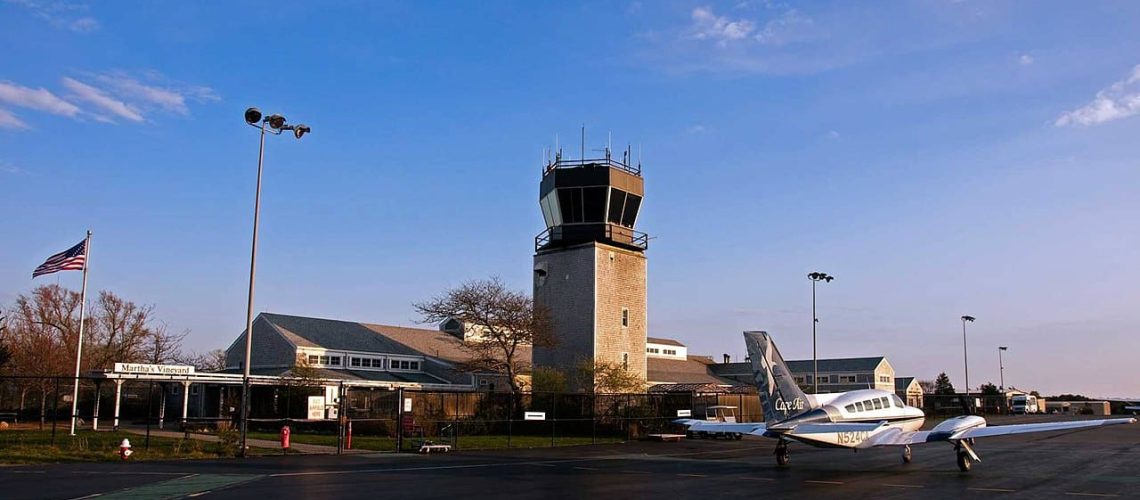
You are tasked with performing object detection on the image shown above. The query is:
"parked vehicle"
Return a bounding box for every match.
[688,405,744,440]
[1012,394,1039,414]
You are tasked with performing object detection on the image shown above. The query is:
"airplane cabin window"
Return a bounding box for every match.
[855,402,864,412]
[872,399,883,410]
[845,404,856,412]
[881,397,890,408]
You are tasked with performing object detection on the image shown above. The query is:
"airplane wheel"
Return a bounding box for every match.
[776,448,790,466]
[733,433,743,440]
[902,446,912,464]
[956,451,972,472]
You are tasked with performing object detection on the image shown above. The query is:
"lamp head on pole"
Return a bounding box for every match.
[999,346,1008,351]
[267,114,287,130]
[808,272,834,283]
[291,124,311,139]
[244,107,262,125]
[961,315,976,323]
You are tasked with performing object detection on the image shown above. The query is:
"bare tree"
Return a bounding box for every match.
[414,277,556,399]
[575,360,646,394]
[917,379,936,394]
[177,349,227,372]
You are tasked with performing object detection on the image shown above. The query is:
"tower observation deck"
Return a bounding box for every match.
[535,150,648,253]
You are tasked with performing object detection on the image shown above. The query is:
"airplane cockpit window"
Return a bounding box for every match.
[891,394,905,407]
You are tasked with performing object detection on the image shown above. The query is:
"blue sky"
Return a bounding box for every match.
[2,1,1138,397]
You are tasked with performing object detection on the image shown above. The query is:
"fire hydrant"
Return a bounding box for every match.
[280,425,291,452]
[119,438,133,460]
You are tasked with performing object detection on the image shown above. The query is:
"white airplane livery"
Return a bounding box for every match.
[677,331,1136,472]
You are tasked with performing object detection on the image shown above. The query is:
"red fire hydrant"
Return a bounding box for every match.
[119,438,133,460]
[280,425,291,452]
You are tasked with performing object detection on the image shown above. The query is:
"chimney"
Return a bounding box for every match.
[723,354,731,364]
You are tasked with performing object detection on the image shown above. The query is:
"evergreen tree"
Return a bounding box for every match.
[934,372,956,395]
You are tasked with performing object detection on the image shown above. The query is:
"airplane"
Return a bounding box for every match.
[676,331,1136,472]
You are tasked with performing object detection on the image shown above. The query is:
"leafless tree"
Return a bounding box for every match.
[177,349,227,372]
[414,277,556,399]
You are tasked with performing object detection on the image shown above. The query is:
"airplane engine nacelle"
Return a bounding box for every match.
[930,415,986,440]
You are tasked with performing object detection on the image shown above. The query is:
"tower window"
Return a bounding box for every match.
[622,352,629,369]
[621,308,629,328]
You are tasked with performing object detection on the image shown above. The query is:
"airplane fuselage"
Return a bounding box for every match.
[769,389,926,449]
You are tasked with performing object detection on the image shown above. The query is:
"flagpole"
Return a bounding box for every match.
[69,230,92,436]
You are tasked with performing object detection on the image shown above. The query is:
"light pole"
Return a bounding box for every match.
[961,315,976,411]
[998,346,1007,391]
[808,272,834,394]
[239,107,310,457]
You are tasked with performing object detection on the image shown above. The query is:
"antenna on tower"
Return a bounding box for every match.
[581,124,586,161]
[607,131,612,160]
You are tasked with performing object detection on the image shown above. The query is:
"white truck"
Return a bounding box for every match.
[1012,394,1039,414]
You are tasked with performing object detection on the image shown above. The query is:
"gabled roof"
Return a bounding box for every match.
[647,356,740,385]
[896,376,917,391]
[646,337,685,347]
[258,312,532,366]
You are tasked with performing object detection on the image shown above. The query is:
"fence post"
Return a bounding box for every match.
[452,392,459,449]
[506,392,513,449]
[336,381,345,455]
[51,377,60,446]
[551,393,556,448]
[145,381,154,450]
[626,394,632,441]
[591,393,596,445]
[395,387,404,453]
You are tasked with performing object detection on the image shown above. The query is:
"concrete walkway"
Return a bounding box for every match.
[119,428,365,455]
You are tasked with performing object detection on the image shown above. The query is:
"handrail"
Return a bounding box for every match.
[544,157,640,176]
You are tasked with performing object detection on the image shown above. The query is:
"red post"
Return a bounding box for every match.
[280,424,291,453]
[346,420,353,450]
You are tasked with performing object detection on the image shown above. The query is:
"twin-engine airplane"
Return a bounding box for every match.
[676,331,1135,472]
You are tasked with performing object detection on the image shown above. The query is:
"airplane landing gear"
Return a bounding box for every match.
[775,441,790,466]
[956,451,972,472]
[901,445,912,464]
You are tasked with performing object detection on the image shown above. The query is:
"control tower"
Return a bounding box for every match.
[532,142,648,391]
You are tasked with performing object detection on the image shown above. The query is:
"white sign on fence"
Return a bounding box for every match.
[404,398,413,412]
[676,409,692,417]
[524,411,546,421]
[308,396,326,420]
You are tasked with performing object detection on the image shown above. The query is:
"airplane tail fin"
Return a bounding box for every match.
[744,331,815,424]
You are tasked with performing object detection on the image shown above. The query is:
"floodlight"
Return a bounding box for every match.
[293,124,310,139]
[267,114,287,130]
[244,107,262,125]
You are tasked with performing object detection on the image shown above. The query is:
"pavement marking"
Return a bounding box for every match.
[805,480,845,485]
[70,474,263,500]
[528,463,557,467]
[883,483,924,489]
[1065,493,1118,498]
[677,473,708,478]
[967,487,1017,493]
[737,477,775,481]
[573,467,599,471]
[621,470,651,474]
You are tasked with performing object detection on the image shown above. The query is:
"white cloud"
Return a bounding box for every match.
[1055,65,1140,127]
[689,6,755,45]
[1019,53,1034,65]
[61,77,144,122]
[4,0,100,33]
[92,72,219,115]
[0,108,30,130]
[754,9,815,46]
[826,130,840,140]
[687,124,708,134]
[0,159,28,174]
[0,81,80,116]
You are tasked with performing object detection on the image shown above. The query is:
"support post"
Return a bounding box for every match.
[112,379,123,430]
[396,387,404,453]
[91,382,101,431]
[158,383,167,430]
[181,381,191,428]
[69,230,93,436]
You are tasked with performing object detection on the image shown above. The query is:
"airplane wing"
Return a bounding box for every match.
[675,419,768,436]
[866,417,1136,447]
[955,418,1136,439]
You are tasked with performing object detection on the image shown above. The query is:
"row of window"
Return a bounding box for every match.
[844,394,905,413]
[646,347,679,355]
[308,354,419,371]
[794,374,882,385]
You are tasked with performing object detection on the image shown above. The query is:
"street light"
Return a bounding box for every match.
[998,346,1008,391]
[808,272,834,394]
[239,107,310,457]
[961,315,976,411]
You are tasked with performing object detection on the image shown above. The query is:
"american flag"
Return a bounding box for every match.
[32,239,87,278]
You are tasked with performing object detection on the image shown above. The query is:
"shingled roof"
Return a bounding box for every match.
[646,337,685,347]
[647,355,740,385]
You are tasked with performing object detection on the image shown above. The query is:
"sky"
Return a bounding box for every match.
[2,1,1139,398]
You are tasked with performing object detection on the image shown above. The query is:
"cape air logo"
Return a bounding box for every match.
[776,397,805,412]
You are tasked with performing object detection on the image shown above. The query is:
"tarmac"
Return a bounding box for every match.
[2,415,1137,499]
